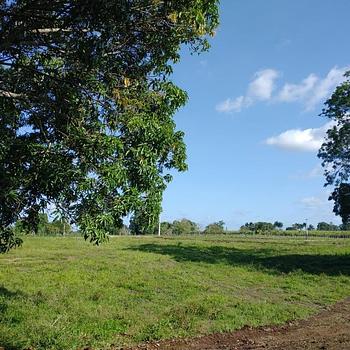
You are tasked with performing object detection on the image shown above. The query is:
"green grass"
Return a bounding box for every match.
[0,235,350,350]
[228,230,350,237]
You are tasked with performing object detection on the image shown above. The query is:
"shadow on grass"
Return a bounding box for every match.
[0,286,27,350]
[0,343,22,350]
[0,285,26,314]
[128,244,350,276]
[0,285,25,299]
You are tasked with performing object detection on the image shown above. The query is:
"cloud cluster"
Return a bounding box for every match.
[216,95,249,113]
[216,69,279,113]
[278,67,348,110]
[249,69,280,101]
[216,66,349,113]
[265,121,335,152]
[277,74,318,103]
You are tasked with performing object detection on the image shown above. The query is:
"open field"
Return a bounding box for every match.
[1,235,350,350]
[127,297,350,350]
[229,230,350,238]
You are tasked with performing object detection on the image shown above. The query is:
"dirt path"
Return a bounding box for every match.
[125,298,350,350]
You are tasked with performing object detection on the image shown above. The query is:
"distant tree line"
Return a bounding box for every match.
[13,213,350,237]
[128,217,226,235]
[240,221,282,233]
[240,221,350,233]
[123,217,350,236]
[14,214,73,236]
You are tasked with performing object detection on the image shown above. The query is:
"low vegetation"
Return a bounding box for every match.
[238,230,350,238]
[11,214,350,238]
[1,235,349,350]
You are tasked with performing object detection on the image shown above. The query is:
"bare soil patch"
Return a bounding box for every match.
[125,297,350,350]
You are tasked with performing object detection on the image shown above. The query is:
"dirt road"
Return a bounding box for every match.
[125,298,350,350]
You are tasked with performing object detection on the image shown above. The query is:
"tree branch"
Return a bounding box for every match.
[31,28,90,34]
[0,89,23,99]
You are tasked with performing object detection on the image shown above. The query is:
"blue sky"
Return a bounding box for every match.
[161,0,350,229]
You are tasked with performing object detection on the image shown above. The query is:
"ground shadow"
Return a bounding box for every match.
[0,285,26,315]
[128,244,350,276]
[0,285,25,299]
[0,343,22,350]
[0,286,27,350]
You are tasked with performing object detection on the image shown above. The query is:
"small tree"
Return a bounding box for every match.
[254,222,274,233]
[273,221,283,230]
[340,223,350,231]
[203,221,225,234]
[240,221,275,233]
[240,222,255,232]
[160,222,174,235]
[292,223,306,231]
[316,222,339,231]
[129,210,157,236]
[172,219,199,235]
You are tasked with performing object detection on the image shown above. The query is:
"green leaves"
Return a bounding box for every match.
[0,227,23,253]
[318,71,350,223]
[0,0,220,250]
[319,72,350,187]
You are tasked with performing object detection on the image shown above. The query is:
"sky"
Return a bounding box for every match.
[161,0,350,229]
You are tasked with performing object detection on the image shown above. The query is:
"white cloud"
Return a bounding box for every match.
[216,69,279,113]
[305,66,349,110]
[265,121,335,152]
[248,69,280,101]
[216,66,349,114]
[278,74,318,102]
[277,66,349,110]
[216,96,249,113]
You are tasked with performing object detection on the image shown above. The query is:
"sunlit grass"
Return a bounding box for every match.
[0,235,349,350]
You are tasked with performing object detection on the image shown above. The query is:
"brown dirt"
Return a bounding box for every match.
[124,297,350,350]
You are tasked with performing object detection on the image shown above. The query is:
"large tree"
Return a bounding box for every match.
[0,0,219,252]
[318,71,350,223]
[329,183,350,226]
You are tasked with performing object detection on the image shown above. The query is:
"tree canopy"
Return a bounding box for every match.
[172,218,199,235]
[203,220,225,234]
[129,208,157,235]
[318,71,350,186]
[0,0,220,252]
[318,71,350,223]
[240,221,276,234]
[316,222,339,231]
[329,183,350,226]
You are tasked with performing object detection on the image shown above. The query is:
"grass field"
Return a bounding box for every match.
[231,230,350,238]
[1,235,350,350]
